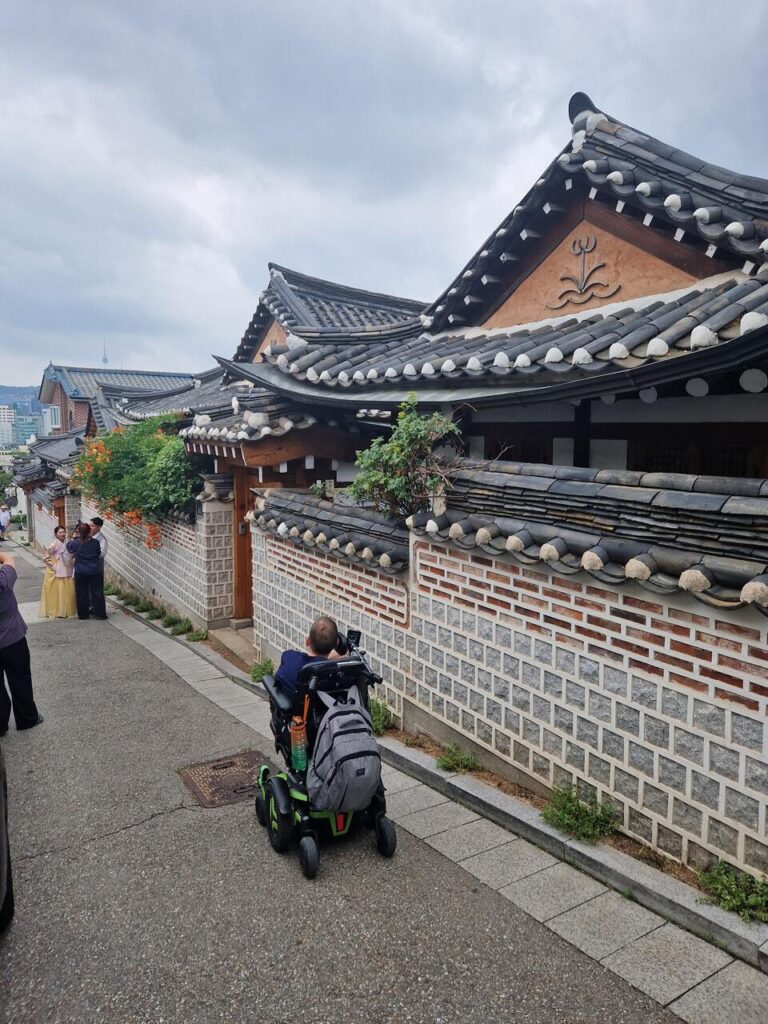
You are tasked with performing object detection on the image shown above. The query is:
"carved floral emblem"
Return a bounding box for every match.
[546,235,620,310]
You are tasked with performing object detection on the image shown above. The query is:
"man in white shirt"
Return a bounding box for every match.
[89,517,108,566]
[0,507,10,543]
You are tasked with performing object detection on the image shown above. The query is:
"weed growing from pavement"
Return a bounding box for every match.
[369,697,395,736]
[162,612,182,628]
[145,607,163,620]
[251,658,274,684]
[170,619,193,636]
[698,861,768,923]
[122,593,140,607]
[436,743,481,773]
[542,787,618,843]
[135,600,155,613]
[186,630,208,642]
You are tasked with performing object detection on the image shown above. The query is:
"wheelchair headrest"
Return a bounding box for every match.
[296,657,367,690]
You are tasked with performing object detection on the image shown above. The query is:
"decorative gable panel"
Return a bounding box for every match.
[252,319,286,363]
[482,217,698,331]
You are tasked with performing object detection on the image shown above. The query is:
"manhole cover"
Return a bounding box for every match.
[179,749,262,808]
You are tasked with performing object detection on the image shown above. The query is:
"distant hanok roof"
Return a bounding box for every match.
[221,93,768,408]
[39,364,195,404]
[232,263,426,362]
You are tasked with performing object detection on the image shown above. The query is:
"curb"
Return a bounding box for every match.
[379,734,768,975]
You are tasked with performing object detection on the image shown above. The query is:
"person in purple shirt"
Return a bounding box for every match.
[0,552,43,737]
[275,615,342,700]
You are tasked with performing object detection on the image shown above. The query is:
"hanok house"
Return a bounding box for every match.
[214,94,768,877]
[12,430,86,548]
[39,363,195,434]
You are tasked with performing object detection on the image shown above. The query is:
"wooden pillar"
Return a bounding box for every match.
[232,466,253,623]
[573,401,592,468]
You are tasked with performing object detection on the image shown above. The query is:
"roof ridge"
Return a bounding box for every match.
[267,262,425,311]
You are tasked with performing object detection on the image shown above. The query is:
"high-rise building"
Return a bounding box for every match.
[13,413,41,447]
[0,406,15,449]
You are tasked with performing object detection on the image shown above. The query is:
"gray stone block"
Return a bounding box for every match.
[673,798,703,837]
[707,817,739,857]
[522,718,541,746]
[588,691,612,722]
[576,717,598,749]
[553,765,573,789]
[492,675,509,700]
[494,730,511,756]
[543,729,562,757]
[693,699,726,738]
[744,837,768,874]
[661,687,690,723]
[554,705,574,735]
[476,720,492,744]
[513,740,529,767]
[386,785,448,820]
[614,769,640,802]
[602,729,625,761]
[534,639,553,665]
[691,771,721,810]
[632,676,658,710]
[659,756,687,793]
[461,710,476,733]
[555,648,576,674]
[709,742,741,781]
[644,715,670,750]
[566,741,585,771]
[486,698,502,724]
[454,633,468,656]
[674,728,705,766]
[532,752,551,779]
[477,668,492,692]
[503,653,520,678]
[477,617,494,642]
[603,922,732,1006]
[512,684,531,712]
[543,671,562,698]
[485,647,501,672]
[589,753,611,786]
[469,688,484,713]
[495,624,512,647]
[532,694,552,723]
[657,825,684,860]
[500,861,607,922]
[745,756,768,797]
[547,890,663,960]
[461,838,557,889]
[565,680,586,709]
[504,707,520,733]
[628,807,654,843]
[603,665,628,696]
[724,788,760,830]
[731,713,764,752]
[629,741,655,777]
[642,783,669,817]
[514,632,532,656]
[616,704,641,736]
[579,657,600,684]
[522,661,541,689]
[670,960,768,1024]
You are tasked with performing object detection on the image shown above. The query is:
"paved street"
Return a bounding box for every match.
[0,547,751,1023]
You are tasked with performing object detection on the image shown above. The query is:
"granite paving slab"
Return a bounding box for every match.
[381,767,423,795]
[602,923,733,1005]
[669,960,768,1024]
[460,839,557,889]
[396,800,479,839]
[425,818,514,862]
[499,862,607,922]
[548,890,664,960]
[385,784,449,819]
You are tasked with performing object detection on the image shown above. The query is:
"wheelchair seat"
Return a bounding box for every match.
[261,674,293,715]
[296,657,368,692]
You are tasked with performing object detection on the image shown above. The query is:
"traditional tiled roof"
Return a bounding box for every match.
[252,490,409,575]
[228,271,768,403]
[408,459,768,614]
[425,91,768,334]
[28,478,69,512]
[28,429,86,465]
[179,390,320,445]
[39,364,195,404]
[233,264,425,361]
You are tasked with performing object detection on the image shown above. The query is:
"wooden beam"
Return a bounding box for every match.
[241,427,358,468]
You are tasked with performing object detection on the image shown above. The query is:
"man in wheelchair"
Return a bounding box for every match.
[273,614,344,701]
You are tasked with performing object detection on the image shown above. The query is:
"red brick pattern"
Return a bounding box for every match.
[415,542,768,716]
[266,537,409,626]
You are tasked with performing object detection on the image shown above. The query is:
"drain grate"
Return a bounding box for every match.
[179,749,262,808]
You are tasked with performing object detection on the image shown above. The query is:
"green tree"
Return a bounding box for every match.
[349,394,460,518]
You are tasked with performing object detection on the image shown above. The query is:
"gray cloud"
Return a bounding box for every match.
[1,0,766,384]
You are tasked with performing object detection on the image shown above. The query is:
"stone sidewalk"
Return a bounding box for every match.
[102,605,768,1023]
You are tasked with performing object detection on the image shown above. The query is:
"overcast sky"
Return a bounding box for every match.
[1,1,766,386]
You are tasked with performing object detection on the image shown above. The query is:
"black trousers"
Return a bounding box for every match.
[74,573,106,619]
[0,637,39,731]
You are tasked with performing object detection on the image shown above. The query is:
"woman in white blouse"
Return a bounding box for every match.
[39,526,77,618]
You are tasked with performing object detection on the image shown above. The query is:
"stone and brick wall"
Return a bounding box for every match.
[81,500,235,628]
[31,502,60,553]
[252,527,768,877]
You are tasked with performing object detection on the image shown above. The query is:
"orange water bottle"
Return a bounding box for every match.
[290,716,308,772]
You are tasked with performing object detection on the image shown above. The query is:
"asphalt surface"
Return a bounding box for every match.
[0,550,680,1024]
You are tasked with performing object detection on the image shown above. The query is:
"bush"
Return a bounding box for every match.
[122,593,140,607]
[135,600,155,613]
[170,619,193,636]
[369,697,395,736]
[186,630,208,642]
[103,582,119,596]
[71,417,206,545]
[542,787,617,843]
[146,607,163,620]
[698,861,768,923]
[436,743,480,773]
[349,393,460,517]
[251,658,274,684]
[162,613,182,628]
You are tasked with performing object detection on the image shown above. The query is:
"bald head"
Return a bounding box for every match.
[308,615,339,656]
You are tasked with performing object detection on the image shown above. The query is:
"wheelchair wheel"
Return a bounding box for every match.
[266,779,294,853]
[374,816,397,858]
[298,835,319,880]
[254,791,267,827]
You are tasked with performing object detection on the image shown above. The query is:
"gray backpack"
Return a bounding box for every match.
[306,686,382,812]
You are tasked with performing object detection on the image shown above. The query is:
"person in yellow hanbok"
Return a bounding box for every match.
[39,526,77,619]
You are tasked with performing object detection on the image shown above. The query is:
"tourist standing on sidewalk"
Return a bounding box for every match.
[90,517,108,568]
[66,524,107,620]
[0,550,43,737]
[0,507,10,542]
[39,526,77,619]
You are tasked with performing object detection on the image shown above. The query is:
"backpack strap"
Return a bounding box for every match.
[316,689,337,710]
